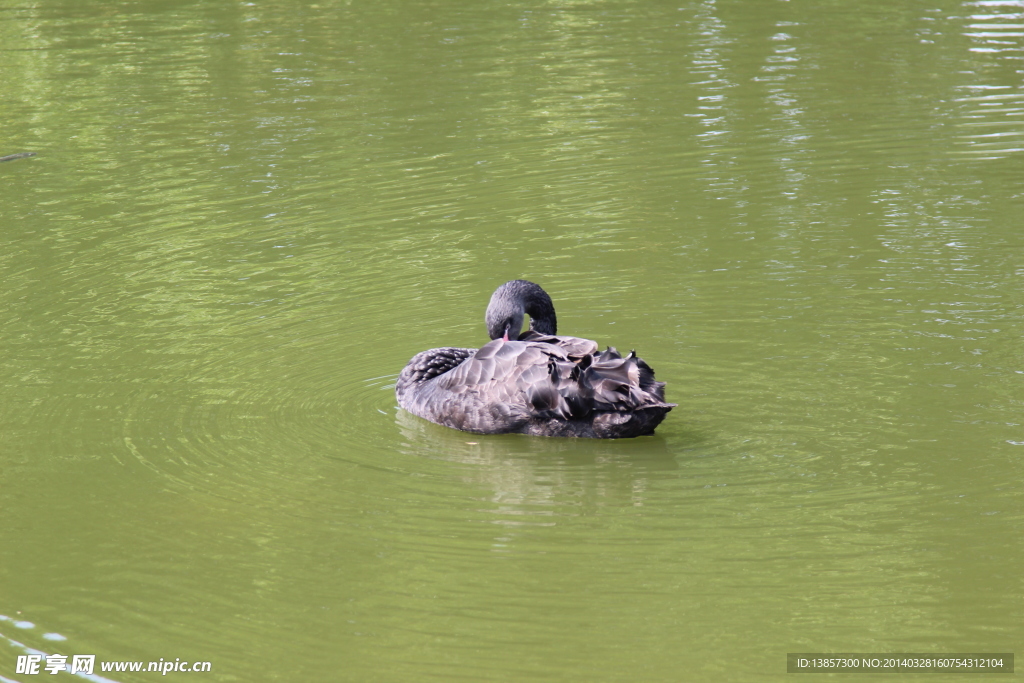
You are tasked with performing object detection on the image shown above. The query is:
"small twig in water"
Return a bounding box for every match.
[0,152,37,162]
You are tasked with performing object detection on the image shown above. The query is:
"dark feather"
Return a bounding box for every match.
[395,281,675,438]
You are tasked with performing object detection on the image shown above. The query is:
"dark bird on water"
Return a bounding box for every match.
[396,280,675,438]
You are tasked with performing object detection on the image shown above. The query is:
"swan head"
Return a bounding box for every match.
[485,280,557,340]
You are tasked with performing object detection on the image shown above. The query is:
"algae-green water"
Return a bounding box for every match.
[2,1,1022,680]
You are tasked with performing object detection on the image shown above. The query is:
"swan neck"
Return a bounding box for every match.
[485,280,557,340]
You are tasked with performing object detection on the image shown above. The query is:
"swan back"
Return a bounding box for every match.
[396,281,675,438]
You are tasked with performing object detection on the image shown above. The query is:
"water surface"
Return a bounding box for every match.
[2,0,1022,680]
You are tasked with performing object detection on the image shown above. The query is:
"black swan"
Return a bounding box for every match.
[395,280,675,438]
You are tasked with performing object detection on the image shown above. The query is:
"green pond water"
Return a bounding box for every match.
[2,0,1022,681]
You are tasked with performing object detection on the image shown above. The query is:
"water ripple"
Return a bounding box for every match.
[956,5,1024,158]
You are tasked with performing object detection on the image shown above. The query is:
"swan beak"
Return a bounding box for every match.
[502,331,509,341]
